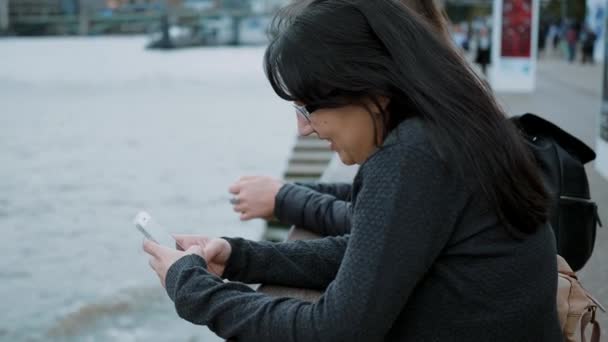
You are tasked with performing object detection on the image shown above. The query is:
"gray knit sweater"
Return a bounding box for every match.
[165,118,562,341]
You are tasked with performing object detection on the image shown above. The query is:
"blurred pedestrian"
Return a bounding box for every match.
[551,22,561,55]
[451,24,468,52]
[475,27,491,75]
[581,27,597,64]
[538,22,548,58]
[565,25,578,63]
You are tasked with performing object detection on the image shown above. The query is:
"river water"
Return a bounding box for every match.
[0,36,296,341]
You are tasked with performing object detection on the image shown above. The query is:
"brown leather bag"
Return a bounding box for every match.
[557,255,605,342]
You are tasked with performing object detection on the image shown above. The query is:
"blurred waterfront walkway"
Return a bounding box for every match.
[324,57,608,327]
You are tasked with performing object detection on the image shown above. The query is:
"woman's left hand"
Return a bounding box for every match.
[143,239,204,288]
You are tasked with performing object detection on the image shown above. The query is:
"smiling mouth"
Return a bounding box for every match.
[318,137,336,151]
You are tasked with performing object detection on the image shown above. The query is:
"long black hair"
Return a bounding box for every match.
[264,0,549,235]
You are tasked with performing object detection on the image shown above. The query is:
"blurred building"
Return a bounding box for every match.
[180,0,219,11]
[106,0,167,11]
[251,0,286,13]
[9,0,62,16]
[7,0,114,16]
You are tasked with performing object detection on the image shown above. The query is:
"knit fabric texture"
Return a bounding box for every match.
[165,118,562,341]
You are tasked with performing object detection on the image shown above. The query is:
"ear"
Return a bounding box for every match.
[377,96,391,111]
[363,96,391,116]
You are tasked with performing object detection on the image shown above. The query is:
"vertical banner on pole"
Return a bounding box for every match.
[490,0,540,92]
[587,0,607,63]
[597,8,608,180]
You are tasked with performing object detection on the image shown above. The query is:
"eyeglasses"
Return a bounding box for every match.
[293,103,319,123]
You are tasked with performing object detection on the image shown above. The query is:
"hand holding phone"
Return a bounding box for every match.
[133,211,183,250]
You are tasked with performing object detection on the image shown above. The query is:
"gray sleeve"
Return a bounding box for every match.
[294,182,352,200]
[274,183,352,236]
[164,145,464,342]
[220,235,348,288]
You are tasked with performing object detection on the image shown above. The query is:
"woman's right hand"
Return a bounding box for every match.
[172,235,232,278]
[228,176,285,221]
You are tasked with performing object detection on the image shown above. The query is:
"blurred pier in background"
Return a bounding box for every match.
[1,0,285,46]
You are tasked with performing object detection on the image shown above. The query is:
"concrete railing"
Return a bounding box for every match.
[257,154,358,301]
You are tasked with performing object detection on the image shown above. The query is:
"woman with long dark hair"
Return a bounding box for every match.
[225,0,453,235]
[143,1,562,340]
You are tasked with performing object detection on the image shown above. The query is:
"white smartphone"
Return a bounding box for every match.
[133,211,183,249]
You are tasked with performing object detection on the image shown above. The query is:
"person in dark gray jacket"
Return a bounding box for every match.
[143,0,563,340]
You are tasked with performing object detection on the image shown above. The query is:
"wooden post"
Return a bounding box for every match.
[78,0,89,36]
[0,0,9,32]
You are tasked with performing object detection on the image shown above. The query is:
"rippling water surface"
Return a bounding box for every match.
[0,37,296,341]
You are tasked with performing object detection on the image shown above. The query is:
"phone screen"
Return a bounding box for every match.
[133,211,181,249]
